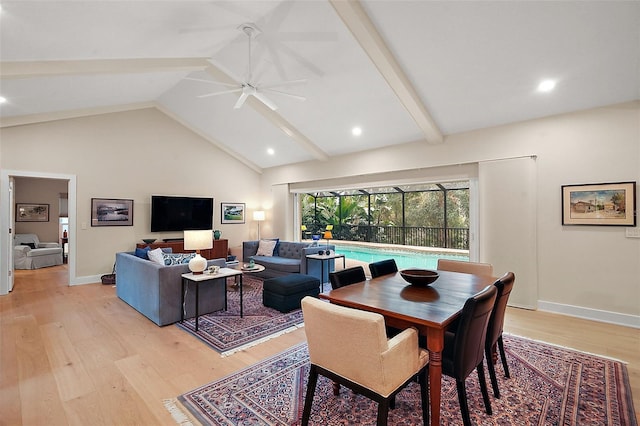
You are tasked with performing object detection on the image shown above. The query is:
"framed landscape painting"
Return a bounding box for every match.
[562,181,636,226]
[221,202,245,224]
[16,203,49,222]
[91,198,134,227]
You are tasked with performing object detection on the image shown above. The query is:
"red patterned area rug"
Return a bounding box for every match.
[178,335,637,425]
[176,275,305,357]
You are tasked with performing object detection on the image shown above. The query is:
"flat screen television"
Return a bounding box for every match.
[150,195,214,232]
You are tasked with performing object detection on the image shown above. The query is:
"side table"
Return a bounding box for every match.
[305,253,346,290]
[181,267,243,331]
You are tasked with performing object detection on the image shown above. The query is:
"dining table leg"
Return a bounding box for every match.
[426,327,445,426]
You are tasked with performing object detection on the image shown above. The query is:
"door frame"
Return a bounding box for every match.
[1,169,77,295]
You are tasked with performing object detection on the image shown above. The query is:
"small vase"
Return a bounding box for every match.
[213,230,222,240]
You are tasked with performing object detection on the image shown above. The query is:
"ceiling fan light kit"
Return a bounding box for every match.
[191,22,306,111]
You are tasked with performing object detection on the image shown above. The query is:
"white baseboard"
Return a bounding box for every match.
[538,300,640,329]
[71,275,102,286]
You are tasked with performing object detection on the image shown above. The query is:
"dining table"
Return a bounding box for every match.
[318,269,496,426]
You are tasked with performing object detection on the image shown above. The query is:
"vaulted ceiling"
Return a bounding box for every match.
[1,1,638,172]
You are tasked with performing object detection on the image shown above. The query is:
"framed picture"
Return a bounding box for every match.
[221,202,245,224]
[91,198,134,227]
[16,203,49,222]
[562,181,636,226]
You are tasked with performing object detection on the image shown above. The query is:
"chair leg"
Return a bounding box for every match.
[456,380,472,426]
[302,366,319,425]
[418,369,430,426]
[485,346,501,398]
[476,364,493,415]
[332,381,340,396]
[377,399,389,426]
[498,336,510,378]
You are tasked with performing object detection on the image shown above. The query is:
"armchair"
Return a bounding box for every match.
[14,233,63,270]
[301,296,429,425]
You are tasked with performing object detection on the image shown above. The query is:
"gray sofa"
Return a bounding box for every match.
[115,252,227,326]
[242,240,335,281]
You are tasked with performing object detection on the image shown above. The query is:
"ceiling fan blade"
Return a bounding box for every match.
[234,92,250,109]
[197,88,242,98]
[259,79,307,90]
[263,88,306,102]
[184,77,239,88]
[253,91,278,110]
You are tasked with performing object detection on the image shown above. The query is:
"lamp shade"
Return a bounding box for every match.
[184,230,213,250]
[301,225,307,231]
[253,211,265,221]
[325,224,334,231]
[323,231,333,239]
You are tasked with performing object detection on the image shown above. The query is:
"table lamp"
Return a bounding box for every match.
[253,210,265,240]
[184,229,213,274]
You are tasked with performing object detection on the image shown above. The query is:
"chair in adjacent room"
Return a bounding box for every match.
[442,285,497,426]
[329,266,366,289]
[368,259,398,278]
[437,259,494,276]
[485,271,516,398]
[300,296,429,426]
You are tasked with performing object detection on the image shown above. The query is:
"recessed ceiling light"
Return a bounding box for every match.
[352,126,362,136]
[537,79,556,93]
[267,148,275,155]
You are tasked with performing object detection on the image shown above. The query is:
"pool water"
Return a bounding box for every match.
[334,244,468,270]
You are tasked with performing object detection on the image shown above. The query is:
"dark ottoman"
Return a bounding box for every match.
[263,274,320,313]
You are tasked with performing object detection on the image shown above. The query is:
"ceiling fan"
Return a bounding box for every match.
[186,23,306,111]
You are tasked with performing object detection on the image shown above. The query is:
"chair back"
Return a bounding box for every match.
[368,259,398,278]
[450,285,497,378]
[329,266,366,289]
[302,296,390,389]
[486,272,515,349]
[437,259,493,276]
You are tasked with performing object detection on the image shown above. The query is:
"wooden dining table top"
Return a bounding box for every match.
[319,270,497,331]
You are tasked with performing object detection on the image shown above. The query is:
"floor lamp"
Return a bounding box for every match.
[253,211,265,240]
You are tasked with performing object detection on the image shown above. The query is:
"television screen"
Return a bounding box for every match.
[150,195,214,232]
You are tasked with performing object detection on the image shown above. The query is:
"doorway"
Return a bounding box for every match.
[1,170,77,295]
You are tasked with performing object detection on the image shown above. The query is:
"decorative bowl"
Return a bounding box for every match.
[399,269,439,286]
[142,238,156,244]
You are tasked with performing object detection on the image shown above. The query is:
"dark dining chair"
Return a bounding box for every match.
[368,259,398,278]
[329,266,366,290]
[442,285,497,426]
[301,296,429,426]
[485,272,515,398]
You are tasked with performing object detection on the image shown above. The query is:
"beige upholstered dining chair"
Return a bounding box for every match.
[301,296,429,426]
[437,259,494,276]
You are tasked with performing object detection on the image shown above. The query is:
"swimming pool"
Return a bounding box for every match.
[333,244,468,270]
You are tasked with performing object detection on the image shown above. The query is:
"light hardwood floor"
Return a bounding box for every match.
[1,264,638,425]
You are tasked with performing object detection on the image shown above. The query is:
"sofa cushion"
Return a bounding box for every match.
[256,239,278,256]
[162,252,195,266]
[135,246,151,259]
[252,255,301,273]
[148,248,164,265]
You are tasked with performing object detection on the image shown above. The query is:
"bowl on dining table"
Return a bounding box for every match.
[399,269,439,286]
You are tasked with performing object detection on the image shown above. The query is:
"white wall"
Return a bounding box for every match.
[1,108,262,282]
[261,102,640,324]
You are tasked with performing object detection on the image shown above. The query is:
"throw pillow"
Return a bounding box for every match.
[148,248,165,265]
[256,239,277,256]
[134,246,151,259]
[162,252,195,266]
